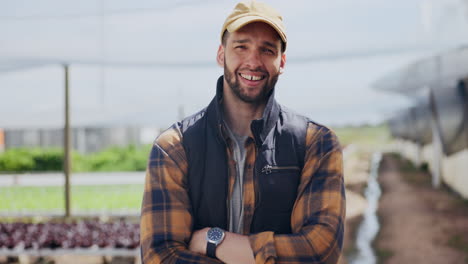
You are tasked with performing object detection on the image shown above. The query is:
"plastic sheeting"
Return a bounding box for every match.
[431,79,468,155]
[373,47,468,96]
[388,96,432,145]
[376,47,468,155]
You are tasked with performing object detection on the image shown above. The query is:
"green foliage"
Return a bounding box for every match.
[74,144,151,172]
[0,148,63,172]
[33,148,64,171]
[0,144,152,173]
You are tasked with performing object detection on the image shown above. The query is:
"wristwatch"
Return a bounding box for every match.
[206,227,225,258]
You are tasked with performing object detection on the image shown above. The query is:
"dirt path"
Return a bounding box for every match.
[375,154,468,264]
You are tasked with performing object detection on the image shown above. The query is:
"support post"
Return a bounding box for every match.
[64,64,71,217]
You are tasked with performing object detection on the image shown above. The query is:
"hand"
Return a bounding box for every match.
[188,227,210,255]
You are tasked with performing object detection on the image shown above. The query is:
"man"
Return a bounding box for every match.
[140,1,345,263]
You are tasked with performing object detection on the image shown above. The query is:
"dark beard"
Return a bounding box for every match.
[224,61,279,104]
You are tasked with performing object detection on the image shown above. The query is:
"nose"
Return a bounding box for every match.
[244,49,262,70]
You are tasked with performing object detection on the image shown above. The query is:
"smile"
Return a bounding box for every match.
[239,73,266,81]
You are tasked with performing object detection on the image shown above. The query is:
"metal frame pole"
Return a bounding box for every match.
[64,64,71,217]
[429,88,442,189]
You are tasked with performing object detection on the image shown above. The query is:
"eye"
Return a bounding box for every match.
[262,47,275,55]
[235,45,247,50]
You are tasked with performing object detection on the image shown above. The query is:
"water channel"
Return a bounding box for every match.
[350,152,382,264]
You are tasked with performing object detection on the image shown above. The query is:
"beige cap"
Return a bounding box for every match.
[221,0,287,50]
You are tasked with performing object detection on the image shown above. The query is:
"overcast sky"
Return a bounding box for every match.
[1,0,467,129]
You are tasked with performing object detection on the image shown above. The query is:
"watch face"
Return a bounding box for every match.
[207,227,225,244]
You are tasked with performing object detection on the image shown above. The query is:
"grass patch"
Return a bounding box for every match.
[448,234,468,252]
[447,234,468,263]
[453,197,468,209]
[0,184,144,212]
[375,248,394,263]
[373,206,394,264]
[390,154,433,187]
[332,123,391,148]
[386,152,432,186]
[342,215,363,259]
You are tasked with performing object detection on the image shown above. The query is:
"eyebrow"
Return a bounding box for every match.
[232,39,251,44]
[232,39,278,51]
[262,41,278,50]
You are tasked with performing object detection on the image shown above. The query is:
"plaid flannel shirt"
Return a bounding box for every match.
[140,121,345,264]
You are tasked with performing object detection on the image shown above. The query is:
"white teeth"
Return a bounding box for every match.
[240,73,263,81]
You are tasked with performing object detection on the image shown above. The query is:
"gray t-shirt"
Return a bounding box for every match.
[224,123,247,234]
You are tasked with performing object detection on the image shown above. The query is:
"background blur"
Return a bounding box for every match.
[1,1,468,264]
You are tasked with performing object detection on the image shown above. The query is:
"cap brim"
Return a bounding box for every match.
[225,15,287,45]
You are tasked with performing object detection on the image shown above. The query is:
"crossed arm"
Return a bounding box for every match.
[188,227,255,263]
[140,124,345,264]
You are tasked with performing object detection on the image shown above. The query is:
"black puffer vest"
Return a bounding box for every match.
[179,76,309,234]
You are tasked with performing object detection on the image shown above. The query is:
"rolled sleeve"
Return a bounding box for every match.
[248,231,277,264]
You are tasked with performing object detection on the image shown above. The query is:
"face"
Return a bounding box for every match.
[217,22,286,104]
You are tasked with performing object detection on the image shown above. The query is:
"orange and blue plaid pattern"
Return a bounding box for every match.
[140,122,345,264]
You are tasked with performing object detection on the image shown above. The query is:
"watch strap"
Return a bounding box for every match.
[206,241,217,258]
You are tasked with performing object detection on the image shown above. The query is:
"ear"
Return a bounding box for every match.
[216,44,225,67]
[279,53,286,74]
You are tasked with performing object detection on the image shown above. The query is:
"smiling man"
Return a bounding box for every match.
[140,1,345,264]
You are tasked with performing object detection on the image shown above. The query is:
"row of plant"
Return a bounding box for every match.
[0,145,152,173]
[0,219,139,250]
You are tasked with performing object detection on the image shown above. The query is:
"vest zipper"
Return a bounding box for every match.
[252,138,261,218]
[225,137,233,232]
[261,165,300,174]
